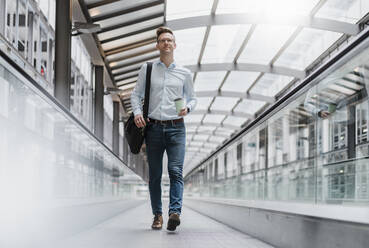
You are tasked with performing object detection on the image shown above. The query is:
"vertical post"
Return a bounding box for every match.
[94,65,104,141]
[0,0,6,36]
[27,11,34,63]
[347,105,356,159]
[112,101,119,155]
[54,0,71,109]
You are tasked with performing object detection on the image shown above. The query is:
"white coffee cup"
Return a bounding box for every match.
[174,98,184,114]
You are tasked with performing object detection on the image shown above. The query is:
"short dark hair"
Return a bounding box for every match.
[156,27,174,42]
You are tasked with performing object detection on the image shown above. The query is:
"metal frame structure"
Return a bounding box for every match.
[75,0,368,170]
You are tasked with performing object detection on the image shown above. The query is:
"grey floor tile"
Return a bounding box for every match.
[53,200,274,248]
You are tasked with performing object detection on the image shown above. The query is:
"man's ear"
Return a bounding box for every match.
[156,42,159,50]
[173,42,177,50]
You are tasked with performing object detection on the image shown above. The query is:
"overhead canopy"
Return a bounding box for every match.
[77,0,368,175]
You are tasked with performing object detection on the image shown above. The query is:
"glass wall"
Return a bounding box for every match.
[185,36,369,207]
[2,0,55,91]
[0,51,145,220]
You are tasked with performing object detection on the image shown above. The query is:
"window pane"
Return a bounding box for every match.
[316,0,369,23]
[194,71,227,91]
[203,114,225,123]
[250,73,293,97]
[202,25,251,63]
[174,27,206,65]
[166,0,212,20]
[221,71,259,92]
[275,28,341,70]
[211,97,239,111]
[234,99,265,115]
[238,25,296,64]
[195,97,213,110]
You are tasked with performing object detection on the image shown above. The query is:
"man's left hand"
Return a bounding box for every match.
[178,108,188,116]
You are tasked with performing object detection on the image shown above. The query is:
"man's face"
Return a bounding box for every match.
[156,32,176,54]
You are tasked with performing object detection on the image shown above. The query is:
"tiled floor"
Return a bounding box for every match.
[55,201,274,248]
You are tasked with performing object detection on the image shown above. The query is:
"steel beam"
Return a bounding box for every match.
[185,63,305,78]
[167,13,360,36]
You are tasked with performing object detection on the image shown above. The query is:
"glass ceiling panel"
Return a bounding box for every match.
[316,0,369,24]
[166,0,212,20]
[274,28,341,70]
[238,25,296,64]
[216,0,319,16]
[186,126,197,132]
[200,148,213,153]
[101,30,156,51]
[214,130,232,138]
[217,127,235,134]
[250,73,293,97]
[208,136,226,143]
[192,134,210,141]
[94,5,164,29]
[187,141,204,147]
[186,147,200,152]
[98,17,164,41]
[221,71,259,92]
[197,125,217,133]
[194,71,227,92]
[211,97,239,112]
[89,0,154,17]
[174,27,206,65]
[106,43,156,62]
[184,114,204,123]
[203,114,226,123]
[109,51,159,68]
[223,116,247,127]
[234,99,265,115]
[195,97,213,110]
[202,25,251,63]
[203,143,219,148]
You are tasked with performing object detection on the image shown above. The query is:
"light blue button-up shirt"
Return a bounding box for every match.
[131,60,197,120]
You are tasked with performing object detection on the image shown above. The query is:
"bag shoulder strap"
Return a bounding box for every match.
[142,62,153,119]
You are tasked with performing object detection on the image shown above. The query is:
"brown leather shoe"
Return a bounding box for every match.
[167,213,180,231]
[151,214,163,230]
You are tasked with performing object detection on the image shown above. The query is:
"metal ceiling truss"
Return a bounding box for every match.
[166,13,360,36]
[192,109,254,119]
[186,122,240,129]
[195,90,275,103]
[185,63,306,78]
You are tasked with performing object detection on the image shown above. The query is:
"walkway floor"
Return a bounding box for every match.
[55,201,274,248]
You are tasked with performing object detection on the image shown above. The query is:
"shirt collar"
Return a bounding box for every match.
[156,59,176,69]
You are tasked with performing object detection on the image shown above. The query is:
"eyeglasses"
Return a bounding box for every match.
[158,39,174,44]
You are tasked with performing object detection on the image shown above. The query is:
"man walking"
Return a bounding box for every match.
[131,27,197,231]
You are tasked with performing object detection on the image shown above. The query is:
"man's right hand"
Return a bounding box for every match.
[134,114,146,128]
[319,110,330,119]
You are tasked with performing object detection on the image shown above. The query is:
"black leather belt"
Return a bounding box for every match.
[149,118,184,125]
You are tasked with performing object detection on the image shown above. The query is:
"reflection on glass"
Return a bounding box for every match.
[185,35,369,207]
[0,55,145,246]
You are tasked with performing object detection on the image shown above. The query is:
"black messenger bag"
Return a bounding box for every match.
[124,62,152,154]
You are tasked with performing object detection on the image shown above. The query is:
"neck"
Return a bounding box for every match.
[160,54,174,67]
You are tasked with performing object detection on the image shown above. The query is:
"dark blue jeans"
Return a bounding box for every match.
[145,121,186,216]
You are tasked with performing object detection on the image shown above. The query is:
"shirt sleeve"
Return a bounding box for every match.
[130,63,147,116]
[184,72,197,113]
